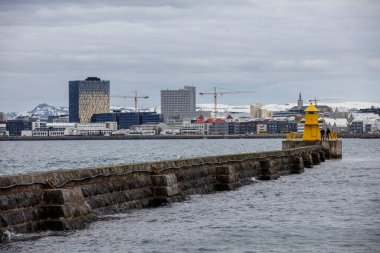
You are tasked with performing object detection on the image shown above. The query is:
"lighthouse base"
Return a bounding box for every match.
[282,140,342,159]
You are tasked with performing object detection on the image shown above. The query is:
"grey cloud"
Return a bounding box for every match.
[0,0,379,112]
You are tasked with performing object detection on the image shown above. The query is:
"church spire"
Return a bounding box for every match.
[297,92,303,110]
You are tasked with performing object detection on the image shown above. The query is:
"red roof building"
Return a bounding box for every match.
[195,114,205,123]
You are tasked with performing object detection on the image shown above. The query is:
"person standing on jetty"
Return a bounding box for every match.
[326,128,331,140]
[320,129,326,141]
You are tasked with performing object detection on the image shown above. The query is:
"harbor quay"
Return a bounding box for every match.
[0,140,341,242]
[0,132,378,142]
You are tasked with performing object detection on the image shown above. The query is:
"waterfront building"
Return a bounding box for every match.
[129,123,167,135]
[6,119,33,136]
[191,115,214,134]
[347,112,380,133]
[323,118,349,133]
[65,122,117,136]
[232,121,258,135]
[331,107,349,119]
[256,123,267,134]
[32,127,66,137]
[21,130,33,136]
[48,115,69,123]
[349,118,380,134]
[0,123,6,136]
[69,77,110,123]
[208,119,229,135]
[0,112,5,122]
[182,122,207,135]
[31,119,46,130]
[349,120,364,133]
[91,112,163,130]
[225,114,234,123]
[161,86,211,122]
[267,120,298,134]
[46,123,76,129]
[359,106,380,116]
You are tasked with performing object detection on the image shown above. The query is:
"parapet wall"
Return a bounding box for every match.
[0,144,338,240]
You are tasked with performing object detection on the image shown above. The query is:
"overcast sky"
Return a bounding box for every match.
[0,0,379,112]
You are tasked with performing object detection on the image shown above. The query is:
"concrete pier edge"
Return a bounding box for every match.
[0,141,341,241]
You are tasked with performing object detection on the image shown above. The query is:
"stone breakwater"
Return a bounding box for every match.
[0,141,341,242]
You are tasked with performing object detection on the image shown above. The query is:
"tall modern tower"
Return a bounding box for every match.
[161,86,197,120]
[69,77,110,123]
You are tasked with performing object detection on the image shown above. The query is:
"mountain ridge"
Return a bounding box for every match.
[5,101,380,120]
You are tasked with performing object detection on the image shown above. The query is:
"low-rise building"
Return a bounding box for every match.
[323,118,349,133]
[32,127,66,137]
[256,124,267,134]
[267,120,297,134]
[349,120,364,133]
[6,119,33,136]
[359,106,380,116]
[47,115,69,123]
[233,121,257,135]
[0,112,5,122]
[65,122,117,136]
[0,123,7,136]
[208,119,229,135]
[130,123,168,135]
[92,112,163,130]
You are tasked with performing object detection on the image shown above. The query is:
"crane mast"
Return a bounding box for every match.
[199,87,255,118]
[113,91,149,112]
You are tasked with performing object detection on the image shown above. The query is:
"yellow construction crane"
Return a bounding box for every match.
[199,87,255,118]
[112,91,149,112]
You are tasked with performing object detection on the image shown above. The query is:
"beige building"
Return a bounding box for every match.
[69,77,110,123]
[0,112,5,122]
[250,103,272,119]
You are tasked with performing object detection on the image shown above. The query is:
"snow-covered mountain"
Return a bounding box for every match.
[6,101,380,120]
[6,104,156,120]
[197,102,380,113]
[6,103,68,120]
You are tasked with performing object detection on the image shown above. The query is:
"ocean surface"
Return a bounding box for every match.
[1,139,379,252]
[0,139,282,175]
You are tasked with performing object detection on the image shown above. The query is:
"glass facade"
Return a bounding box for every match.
[69,77,110,123]
[267,121,297,134]
[92,112,163,130]
[6,120,32,136]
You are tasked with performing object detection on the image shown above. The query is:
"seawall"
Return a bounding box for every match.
[0,133,378,141]
[0,134,285,141]
[0,141,341,241]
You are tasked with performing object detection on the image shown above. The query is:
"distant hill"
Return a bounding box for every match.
[197,102,380,113]
[5,101,380,120]
[5,103,155,120]
[6,103,68,120]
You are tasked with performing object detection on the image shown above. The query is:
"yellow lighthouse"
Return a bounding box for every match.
[302,103,321,141]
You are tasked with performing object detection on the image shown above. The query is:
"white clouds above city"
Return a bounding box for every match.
[0,0,379,112]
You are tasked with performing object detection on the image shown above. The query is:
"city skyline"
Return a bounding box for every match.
[1,0,380,112]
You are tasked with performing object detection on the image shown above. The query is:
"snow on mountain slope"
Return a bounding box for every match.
[6,103,68,120]
[197,101,380,113]
[5,101,380,120]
